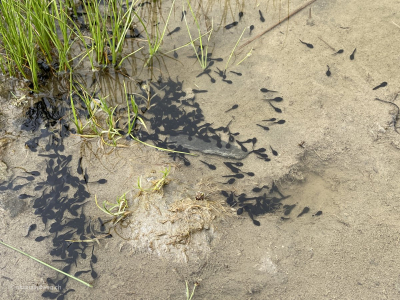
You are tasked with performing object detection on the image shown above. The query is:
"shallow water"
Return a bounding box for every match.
[2,0,400,299]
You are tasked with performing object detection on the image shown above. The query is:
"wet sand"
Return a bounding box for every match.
[2,0,400,299]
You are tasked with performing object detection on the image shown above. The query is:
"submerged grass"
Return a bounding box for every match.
[95,192,132,226]
[183,0,213,69]
[0,240,92,288]
[186,281,198,300]
[133,0,176,66]
[137,167,171,193]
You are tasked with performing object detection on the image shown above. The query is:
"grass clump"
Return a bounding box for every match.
[0,0,40,89]
[0,0,144,87]
[137,167,171,194]
[95,192,132,226]
[133,0,176,66]
[183,1,213,69]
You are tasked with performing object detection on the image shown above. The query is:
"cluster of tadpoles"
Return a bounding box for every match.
[222,161,254,184]
[222,183,290,226]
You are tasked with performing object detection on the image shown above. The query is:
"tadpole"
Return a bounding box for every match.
[91,246,97,264]
[223,162,241,173]
[222,173,245,179]
[230,71,242,76]
[252,185,269,193]
[223,178,236,184]
[74,270,91,277]
[264,97,283,102]
[268,102,282,113]
[256,124,269,131]
[249,25,254,34]
[260,88,277,93]
[297,207,310,217]
[166,27,180,36]
[350,48,356,60]
[77,157,83,175]
[35,236,47,242]
[326,65,331,77]
[259,10,265,22]
[192,89,208,94]
[25,224,37,237]
[225,104,238,113]
[200,160,217,170]
[299,39,314,48]
[333,49,344,55]
[90,262,98,279]
[270,146,278,156]
[225,21,238,30]
[372,82,387,90]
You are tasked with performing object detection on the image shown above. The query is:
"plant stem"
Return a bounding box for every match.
[0,240,93,288]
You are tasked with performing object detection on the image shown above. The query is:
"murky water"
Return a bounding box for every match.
[2,0,400,299]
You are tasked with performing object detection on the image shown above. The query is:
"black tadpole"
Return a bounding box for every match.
[225,104,238,113]
[223,178,236,184]
[225,21,238,30]
[265,97,283,102]
[299,39,314,48]
[350,48,356,60]
[260,88,277,93]
[373,82,387,90]
[333,49,344,55]
[230,71,242,76]
[223,162,241,173]
[192,89,208,94]
[256,122,268,130]
[166,27,180,36]
[252,185,269,193]
[25,224,37,237]
[239,12,243,21]
[297,207,310,217]
[270,146,278,156]
[326,65,331,77]
[249,25,254,34]
[222,173,245,179]
[200,160,216,170]
[268,102,282,113]
[259,10,265,22]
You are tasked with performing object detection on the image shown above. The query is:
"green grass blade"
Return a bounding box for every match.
[0,240,93,288]
[225,28,246,71]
